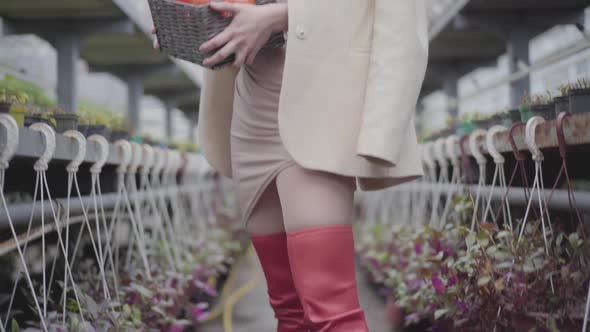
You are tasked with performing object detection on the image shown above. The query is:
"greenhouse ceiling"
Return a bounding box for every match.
[0,0,200,113]
[423,0,588,97]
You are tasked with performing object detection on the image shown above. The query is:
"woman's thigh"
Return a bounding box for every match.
[276,165,356,232]
[244,180,287,236]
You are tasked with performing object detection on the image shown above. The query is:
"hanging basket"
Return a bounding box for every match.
[148,0,285,68]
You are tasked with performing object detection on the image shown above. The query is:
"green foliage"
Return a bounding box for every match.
[558,83,572,97]
[0,75,53,107]
[572,77,590,90]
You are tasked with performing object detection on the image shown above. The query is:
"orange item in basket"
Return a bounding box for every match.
[176,0,255,4]
[176,0,256,16]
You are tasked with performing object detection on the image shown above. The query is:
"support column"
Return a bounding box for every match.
[188,113,197,143]
[126,74,144,133]
[443,74,459,119]
[507,30,531,108]
[56,35,80,113]
[165,104,174,140]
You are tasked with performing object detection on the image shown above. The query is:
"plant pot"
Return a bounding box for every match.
[531,103,555,120]
[110,130,130,142]
[568,88,590,114]
[82,125,108,138]
[488,114,503,127]
[501,109,521,127]
[472,119,489,130]
[24,115,52,128]
[53,113,78,134]
[0,102,11,114]
[520,105,532,122]
[9,105,27,127]
[554,96,570,117]
[385,298,406,329]
[460,121,473,136]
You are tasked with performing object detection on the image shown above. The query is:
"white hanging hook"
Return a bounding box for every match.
[114,140,132,174]
[141,144,155,175]
[469,129,488,166]
[152,147,166,178]
[445,135,459,168]
[0,114,19,170]
[30,123,56,172]
[421,143,436,172]
[171,150,183,175]
[63,130,87,173]
[434,138,448,169]
[88,135,109,174]
[486,125,507,165]
[165,149,178,176]
[128,142,143,174]
[525,116,545,162]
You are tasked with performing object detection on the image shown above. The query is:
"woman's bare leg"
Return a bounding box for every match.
[245,181,308,331]
[276,165,369,332]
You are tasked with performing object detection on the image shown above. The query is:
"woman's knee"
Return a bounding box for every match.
[276,166,356,232]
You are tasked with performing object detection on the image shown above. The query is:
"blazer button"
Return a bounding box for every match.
[295,25,307,40]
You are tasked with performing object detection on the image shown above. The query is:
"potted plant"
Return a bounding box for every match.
[569,78,590,114]
[49,107,78,133]
[554,83,572,117]
[0,87,29,127]
[471,112,490,130]
[24,107,53,128]
[459,114,474,136]
[499,108,521,127]
[110,114,130,142]
[520,93,533,122]
[530,92,555,120]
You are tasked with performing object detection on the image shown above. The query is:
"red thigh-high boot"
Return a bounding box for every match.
[287,225,369,332]
[251,233,308,332]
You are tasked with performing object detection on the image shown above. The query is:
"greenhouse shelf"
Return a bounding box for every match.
[407,183,590,212]
[449,112,590,158]
[0,127,123,165]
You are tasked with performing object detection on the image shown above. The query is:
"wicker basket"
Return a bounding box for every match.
[148,0,285,68]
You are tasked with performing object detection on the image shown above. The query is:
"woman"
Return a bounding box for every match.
[197,0,428,330]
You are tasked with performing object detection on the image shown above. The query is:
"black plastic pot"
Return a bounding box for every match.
[24,115,52,128]
[53,113,78,134]
[510,109,522,122]
[110,130,130,142]
[488,114,503,127]
[472,118,490,130]
[531,103,555,120]
[87,125,108,138]
[554,96,570,117]
[569,88,590,114]
[0,102,11,114]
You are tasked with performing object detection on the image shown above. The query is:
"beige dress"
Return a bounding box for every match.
[230,46,296,223]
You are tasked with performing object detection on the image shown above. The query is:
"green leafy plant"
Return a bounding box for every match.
[0,76,53,107]
[558,83,572,97]
[572,78,590,90]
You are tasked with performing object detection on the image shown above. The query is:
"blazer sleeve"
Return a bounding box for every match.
[356,0,429,167]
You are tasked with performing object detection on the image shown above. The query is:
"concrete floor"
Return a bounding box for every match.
[200,253,392,332]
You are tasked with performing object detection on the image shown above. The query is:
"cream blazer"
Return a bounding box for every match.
[198,0,429,191]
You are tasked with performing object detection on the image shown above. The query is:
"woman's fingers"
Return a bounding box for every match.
[151,27,161,50]
[203,39,238,67]
[200,28,233,53]
[233,48,248,68]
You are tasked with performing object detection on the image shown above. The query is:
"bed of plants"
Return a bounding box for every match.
[3,185,246,332]
[357,189,589,331]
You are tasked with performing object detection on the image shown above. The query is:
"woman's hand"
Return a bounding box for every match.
[200,2,287,68]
